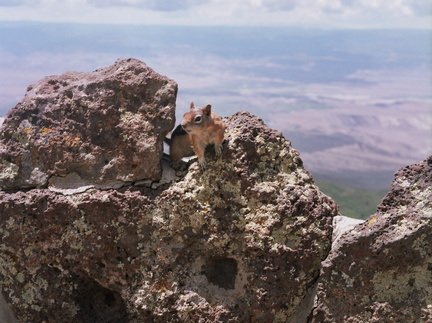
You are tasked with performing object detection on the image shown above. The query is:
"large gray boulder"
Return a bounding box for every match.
[311,156,432,322]
[0,58,177,190]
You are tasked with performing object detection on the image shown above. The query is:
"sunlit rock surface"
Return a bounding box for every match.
[0,100,337,321]
[0,58,177,190]
[312,156,432,322]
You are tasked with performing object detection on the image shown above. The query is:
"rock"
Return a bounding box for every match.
[0,111,337,322]
[48,172,125,195]
[0,293,17,323]
[331,215,364,248]
[0,58,177,190]
[311,156,432,322]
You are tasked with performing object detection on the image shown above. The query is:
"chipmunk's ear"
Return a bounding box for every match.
[204,104,211,116]
[190,101,195,110]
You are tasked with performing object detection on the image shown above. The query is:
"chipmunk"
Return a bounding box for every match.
[167,102,226,169]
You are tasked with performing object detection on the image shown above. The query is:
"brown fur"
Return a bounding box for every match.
[169,102,226,168]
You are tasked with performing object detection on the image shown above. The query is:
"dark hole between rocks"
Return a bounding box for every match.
[64,89,74,99]
[74,277,128,323]
[105,291,117,307]
[202,257,238,290]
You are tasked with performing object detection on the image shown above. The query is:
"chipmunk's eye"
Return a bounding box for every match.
[194,115,202,123]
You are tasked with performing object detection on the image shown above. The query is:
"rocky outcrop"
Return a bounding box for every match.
[311,156,432,322]
[3,59,430,322]
[0,58,177,190]
[0,63,337,323]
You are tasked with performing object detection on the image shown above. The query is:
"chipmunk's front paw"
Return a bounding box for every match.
[198,160,207,169]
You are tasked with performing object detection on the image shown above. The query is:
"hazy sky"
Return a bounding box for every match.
[0,0,430,29]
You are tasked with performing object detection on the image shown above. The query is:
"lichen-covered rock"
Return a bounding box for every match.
[311,156,432,322]
[0,58,177,189]
[0,111,337,322]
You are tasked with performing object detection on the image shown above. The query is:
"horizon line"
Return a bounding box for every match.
[0,20,431,31]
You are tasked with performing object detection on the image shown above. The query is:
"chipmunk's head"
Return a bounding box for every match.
[181,102,212,133]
